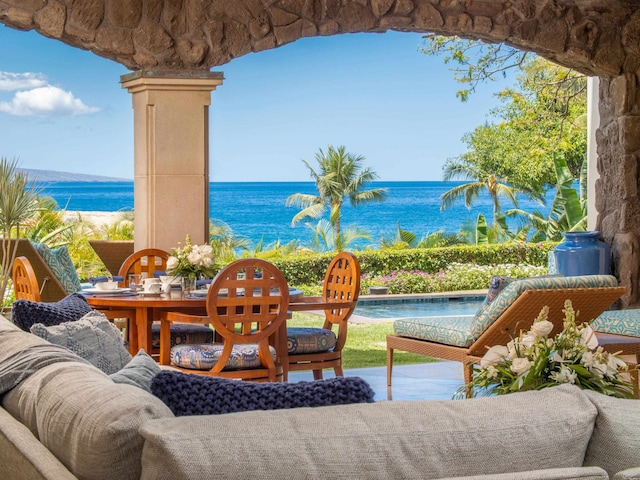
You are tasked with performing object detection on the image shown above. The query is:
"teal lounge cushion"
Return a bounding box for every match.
[592,309,640,337]
[33,242,82,293]
[170,343,277,371]
[393,315,476,347]
[287,327,337,354]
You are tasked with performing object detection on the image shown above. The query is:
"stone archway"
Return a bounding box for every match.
[2,1,640,304]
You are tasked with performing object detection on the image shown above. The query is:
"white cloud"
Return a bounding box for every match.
[0,85,99,116]
[0,72,48,91]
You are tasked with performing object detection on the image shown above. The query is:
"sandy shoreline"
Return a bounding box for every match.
[62,211,130,226]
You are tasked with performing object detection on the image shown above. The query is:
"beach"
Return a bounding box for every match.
[62,211,126,227]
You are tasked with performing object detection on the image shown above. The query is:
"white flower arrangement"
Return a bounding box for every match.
[455,300,635,399]
[166,235,218,278]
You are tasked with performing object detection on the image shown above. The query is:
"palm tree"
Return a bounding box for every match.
[306,219,370,253]
[441,160,527,238]
[286,145,388,237]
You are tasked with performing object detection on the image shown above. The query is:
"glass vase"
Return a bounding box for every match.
[180,275,197,296]
[554,231,611,276]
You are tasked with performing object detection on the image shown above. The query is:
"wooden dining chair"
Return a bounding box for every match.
[117,248,169,285]
[158,258,290,382]
[117,247,213,354]
[285,252,361,381]
[12,256,41,301]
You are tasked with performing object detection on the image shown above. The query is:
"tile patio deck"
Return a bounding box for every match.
[288,361,465,402]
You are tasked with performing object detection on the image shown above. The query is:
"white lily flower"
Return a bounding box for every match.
[480,345,509,368]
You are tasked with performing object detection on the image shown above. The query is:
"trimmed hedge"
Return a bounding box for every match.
[272,242,557,287]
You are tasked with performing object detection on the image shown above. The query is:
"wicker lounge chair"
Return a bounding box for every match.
[387,275,626,393]
[89,240,134,276]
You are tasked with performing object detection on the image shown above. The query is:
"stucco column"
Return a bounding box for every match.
[586,77,600,231]
[121,70,224,251]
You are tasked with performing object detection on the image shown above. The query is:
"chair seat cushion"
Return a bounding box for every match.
[150,371,374,416]
[150,323,213,350]
[287,327,337,354]
[170,343,276,371]
[393,316,476,348]
[592,309,640,337]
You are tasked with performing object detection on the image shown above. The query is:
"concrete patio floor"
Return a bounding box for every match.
[288,361,465,402]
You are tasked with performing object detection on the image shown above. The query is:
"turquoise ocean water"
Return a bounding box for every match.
[39,181,555,249]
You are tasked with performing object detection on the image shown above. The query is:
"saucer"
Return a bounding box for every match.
[139,290,163,296]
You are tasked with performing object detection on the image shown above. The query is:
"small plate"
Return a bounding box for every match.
[189,289,209,297]
[84,287,131,295]
[138,291,163,297]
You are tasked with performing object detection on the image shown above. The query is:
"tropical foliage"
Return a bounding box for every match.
[286,145,388,240]
[456,300,635,399]
[0,158,41,305]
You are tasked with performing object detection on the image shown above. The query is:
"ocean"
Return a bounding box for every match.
[39,181,555,248]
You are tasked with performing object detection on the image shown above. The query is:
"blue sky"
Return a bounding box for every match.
[0,25,513,182]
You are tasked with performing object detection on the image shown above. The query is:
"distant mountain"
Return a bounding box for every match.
[18,168,130,183]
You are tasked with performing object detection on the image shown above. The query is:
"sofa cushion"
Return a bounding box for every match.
[583,390,640,477]
[150,371,374,416]
[30,310,132,374]
[140,384,596,480]
[109,350,160,393]
[4,360,173,480]
[438,467,608,479]
[11,293,91,332]
[33,242,82,294]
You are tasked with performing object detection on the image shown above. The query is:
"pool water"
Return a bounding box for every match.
[354,296,485,319]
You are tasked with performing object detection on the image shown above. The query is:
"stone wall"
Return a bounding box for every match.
[599,74,640,306]
[0,0,637,76]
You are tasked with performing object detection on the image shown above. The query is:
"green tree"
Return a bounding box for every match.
[440,161,521,233]
[306,219,370,253]
[286,145,388,238]
[424,37,587,194]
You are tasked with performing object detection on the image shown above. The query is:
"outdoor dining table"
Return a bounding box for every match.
[86,288,305,355]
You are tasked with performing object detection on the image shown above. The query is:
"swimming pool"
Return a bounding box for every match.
[354,295,485,319]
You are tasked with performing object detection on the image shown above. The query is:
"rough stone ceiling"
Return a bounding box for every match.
[0,1,639,77]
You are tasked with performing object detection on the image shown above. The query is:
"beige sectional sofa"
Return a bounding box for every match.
[1,314,640,480]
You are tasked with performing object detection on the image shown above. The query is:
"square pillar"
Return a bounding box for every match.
[121,70,223,251]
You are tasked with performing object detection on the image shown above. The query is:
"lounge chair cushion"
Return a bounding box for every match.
[109,350,160,393]
[11,292,91,331]
[394,275,620,348]
[169,343,277,371]
[30,310,132,374]
[33,242,82,294]
[394,315,476,347]
[150,371,374,416]
[150,323,214,350]
[287,327,337,354]
[592,309,640,337]
[469,275,619,343]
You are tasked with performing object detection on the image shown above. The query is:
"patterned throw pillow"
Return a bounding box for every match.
[33,242,82,293]
[151,371,375,416]
[474,276,515,316]
[11,292,91,332]
[110,350,160,393]
[30,310,132,375]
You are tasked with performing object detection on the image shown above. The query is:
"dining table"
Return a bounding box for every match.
[86,287,305,356]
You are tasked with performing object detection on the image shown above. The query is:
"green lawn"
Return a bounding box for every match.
[288,313,437,370]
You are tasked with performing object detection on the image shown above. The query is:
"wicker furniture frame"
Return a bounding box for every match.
[387,285,627,392]
[89,240,134,276]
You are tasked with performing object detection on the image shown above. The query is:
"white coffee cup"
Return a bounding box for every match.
[143,278,161,293]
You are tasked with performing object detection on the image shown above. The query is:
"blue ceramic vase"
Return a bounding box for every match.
[554,231,611,276]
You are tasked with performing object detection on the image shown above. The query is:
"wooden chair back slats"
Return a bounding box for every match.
[117,248,169,286]
[12,256,41,302]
